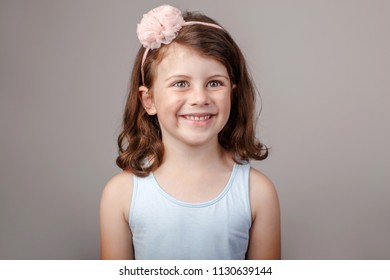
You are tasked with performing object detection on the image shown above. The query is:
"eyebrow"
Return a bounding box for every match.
[164,74,230,82]
[165,75,191,82]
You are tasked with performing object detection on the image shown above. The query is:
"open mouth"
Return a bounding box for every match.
[183,115,212,121]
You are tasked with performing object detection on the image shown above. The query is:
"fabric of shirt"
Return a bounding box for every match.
[129,163,252,260]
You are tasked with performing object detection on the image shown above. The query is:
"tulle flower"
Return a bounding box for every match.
[137,5,186,50]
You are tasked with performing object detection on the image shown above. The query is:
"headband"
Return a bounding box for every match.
[136,5,224,84]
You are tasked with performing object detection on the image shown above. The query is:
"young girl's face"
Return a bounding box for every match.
[141,43,233,149]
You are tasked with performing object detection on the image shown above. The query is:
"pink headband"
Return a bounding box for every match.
[136,5,223,84]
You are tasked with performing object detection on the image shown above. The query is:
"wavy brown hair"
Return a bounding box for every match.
[117,11,268,177]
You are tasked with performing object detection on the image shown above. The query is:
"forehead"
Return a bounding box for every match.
[154,43,228,79]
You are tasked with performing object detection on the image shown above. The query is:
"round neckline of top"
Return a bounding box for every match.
[149,163,239,208]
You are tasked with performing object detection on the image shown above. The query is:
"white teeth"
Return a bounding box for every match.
[184,115,211,121]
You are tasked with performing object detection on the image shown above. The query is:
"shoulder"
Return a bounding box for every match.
[102,171,134,199]
[246,166,281,259]
[100,171,135,259]
[248,167,280,220]
[100,171,134,222]
[248,167,277,198]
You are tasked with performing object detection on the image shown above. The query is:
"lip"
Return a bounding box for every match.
[180,113,215,126]
[183,115,212,121]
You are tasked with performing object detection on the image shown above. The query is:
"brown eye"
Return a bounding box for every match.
[173,81,189,88]
[208,80,222,87]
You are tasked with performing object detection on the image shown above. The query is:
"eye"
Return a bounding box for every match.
[172,81,189,88]
[207,80,222,87]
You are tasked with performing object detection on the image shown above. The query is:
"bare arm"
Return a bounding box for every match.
[100,172,134,259]
[246,168,281,260]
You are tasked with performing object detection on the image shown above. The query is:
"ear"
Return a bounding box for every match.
[139,85,157,115]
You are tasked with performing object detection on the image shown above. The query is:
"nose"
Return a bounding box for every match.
[190,86,210,106]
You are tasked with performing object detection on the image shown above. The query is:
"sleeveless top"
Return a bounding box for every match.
[129,163,252,260]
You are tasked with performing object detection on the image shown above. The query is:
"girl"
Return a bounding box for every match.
[100,5,280,260]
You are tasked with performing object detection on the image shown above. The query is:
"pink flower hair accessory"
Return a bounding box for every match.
[137,5,223,84]
[137,5,185,50]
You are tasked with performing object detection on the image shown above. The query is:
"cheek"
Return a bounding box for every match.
[218,93,231,113]
[222,96,232,124]
[154,93,184,114]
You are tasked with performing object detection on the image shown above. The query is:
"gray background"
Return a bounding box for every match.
[1,0,389,259]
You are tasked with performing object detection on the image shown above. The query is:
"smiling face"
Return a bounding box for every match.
[140,43,233,149]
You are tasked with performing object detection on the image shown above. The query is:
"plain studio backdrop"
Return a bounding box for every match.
[1,0,389,259]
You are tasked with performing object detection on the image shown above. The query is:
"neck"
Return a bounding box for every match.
[158,139,233,175]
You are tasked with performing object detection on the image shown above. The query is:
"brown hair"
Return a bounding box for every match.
[117,11,268,177]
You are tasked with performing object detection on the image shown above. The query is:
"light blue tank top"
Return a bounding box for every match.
[129,163,252,260]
